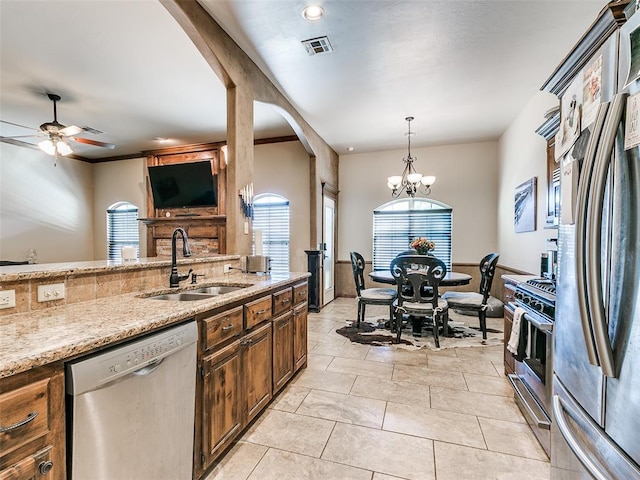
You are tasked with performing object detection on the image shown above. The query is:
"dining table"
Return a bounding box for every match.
[368,269,472,337]
[368,270,472,286]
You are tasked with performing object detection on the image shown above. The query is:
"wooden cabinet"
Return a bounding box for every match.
[243,324,272,422]
[201,341,242,463]
[195,281,308,478]
[293,304,308,371]
[0,365,65,480]
[293,281,309,372]
[503,305,515,375]
[272,311,294,393]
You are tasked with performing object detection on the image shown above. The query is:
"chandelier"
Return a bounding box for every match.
[387,116,436,198]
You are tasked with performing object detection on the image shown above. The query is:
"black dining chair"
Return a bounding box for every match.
[441,252,500,341]
[390,254,449,346]
[350,251,397,327]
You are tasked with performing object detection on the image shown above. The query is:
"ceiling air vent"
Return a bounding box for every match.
[301,36,333,56]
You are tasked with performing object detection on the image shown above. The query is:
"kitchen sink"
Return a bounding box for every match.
[190,285,246,295]
[144,285,247,301]
[147,292,217,301]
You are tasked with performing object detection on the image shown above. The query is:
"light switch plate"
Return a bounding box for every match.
[37,283,66,302]
[0,290,16,309]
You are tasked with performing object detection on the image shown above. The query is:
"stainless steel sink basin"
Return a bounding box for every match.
[190,285,245,295]
[147,292,217,301]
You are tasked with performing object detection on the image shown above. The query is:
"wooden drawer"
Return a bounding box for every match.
[293,282,308,307]
[0,446,52,480]
[245,296,272,330]
[272,288,293,317]
[0,379,50,457]
[203,306,243,351]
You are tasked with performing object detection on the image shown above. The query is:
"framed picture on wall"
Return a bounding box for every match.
[514,177,537,233]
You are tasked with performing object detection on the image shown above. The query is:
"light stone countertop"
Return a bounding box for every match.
[0,255,241,282]
[0,271,309,379]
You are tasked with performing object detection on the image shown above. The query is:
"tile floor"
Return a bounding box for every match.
[205,297,550,480]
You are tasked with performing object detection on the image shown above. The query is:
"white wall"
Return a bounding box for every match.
[497,91,559,274]
[0,143,94,263]
[253,141,310,273]
[338,141,499,263]
[93,157,148,260]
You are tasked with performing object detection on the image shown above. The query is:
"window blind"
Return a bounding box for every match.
[253,196,290,273]
[107,203,139,261]
[373,208,453,271]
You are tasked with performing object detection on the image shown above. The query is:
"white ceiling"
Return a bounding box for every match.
[0,0,606,161]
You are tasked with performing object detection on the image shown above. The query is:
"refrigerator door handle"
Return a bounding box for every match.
[585,93,626,378]
[552,395,610,480]
[575,102,609,366]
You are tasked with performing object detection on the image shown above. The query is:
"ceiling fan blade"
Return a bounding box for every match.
[0,134,40,139]
[70,136,115,149]
[59,124,83,136]
[0,119,39,131]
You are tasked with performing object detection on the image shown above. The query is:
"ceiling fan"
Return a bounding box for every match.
[1,93,115,157]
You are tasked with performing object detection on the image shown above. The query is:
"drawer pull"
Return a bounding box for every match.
[222,324,235,331]
[257,309,268,315]
[39,461,53,475]
[0,411,38,433]
[281,298,291,304]
[299,290,307,295]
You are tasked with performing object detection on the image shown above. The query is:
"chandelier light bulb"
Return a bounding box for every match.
[38,139,56,155]
[56,140,72,156]
[407,172,423,184]
[421,175,436,187]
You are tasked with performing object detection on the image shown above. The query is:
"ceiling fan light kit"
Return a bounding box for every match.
[1,92,115,159]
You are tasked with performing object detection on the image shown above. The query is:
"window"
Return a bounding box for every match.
[373,198,453,271]
[252,193,290,273]
[107,202,139,261]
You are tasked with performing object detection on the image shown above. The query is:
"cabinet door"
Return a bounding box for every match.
[293,305,308,372]
[202,340,242,463]
[503,306,515,375]
[243,323,272,422]
[272,311,294,393]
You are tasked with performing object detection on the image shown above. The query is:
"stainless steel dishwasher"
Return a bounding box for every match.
[66,321,198,480]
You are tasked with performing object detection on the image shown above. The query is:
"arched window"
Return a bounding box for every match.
[252,193,290,273]
[107,201,139,261]
[373,198,453,271]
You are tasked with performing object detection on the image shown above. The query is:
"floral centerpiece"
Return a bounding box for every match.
[410,237,436,255]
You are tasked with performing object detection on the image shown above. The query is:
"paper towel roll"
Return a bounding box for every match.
[254,229,263,256]
[121,246,137,261]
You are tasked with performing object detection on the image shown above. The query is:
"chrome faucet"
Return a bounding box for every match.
[169,227,193,287]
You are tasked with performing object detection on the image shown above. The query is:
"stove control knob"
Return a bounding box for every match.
[515,291,523,300]
[533,302,544,312]
[523,296,531,305]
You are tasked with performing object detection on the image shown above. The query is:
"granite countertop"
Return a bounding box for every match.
[0,255,241,282]
[0,271,309,379]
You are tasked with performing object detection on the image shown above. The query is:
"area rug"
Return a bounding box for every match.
[336,312,504,351]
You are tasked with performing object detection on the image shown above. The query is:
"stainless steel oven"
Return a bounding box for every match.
[507,278,556,456]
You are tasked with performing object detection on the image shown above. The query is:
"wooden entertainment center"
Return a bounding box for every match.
[139,143,227,256]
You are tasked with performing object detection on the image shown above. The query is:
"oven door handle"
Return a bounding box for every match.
[522,312,553,332]
[575,101,608,367]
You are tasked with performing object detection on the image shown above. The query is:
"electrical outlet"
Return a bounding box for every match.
[223,264,232,274]
[0,290,16,309]
[37,283,66,302]
[244,220,249,234]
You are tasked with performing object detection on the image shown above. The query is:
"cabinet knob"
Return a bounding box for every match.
[38,461,53,475]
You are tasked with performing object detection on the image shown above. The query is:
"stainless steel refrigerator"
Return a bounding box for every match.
[552,6,640,480]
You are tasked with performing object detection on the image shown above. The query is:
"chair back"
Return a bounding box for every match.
[478,253,500,302]
[390,255,447,309]
[350,251,367,296]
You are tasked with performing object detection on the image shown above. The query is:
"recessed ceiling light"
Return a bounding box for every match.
[347,146,355,152]
[302,5,324,21]
[154,137,169,143]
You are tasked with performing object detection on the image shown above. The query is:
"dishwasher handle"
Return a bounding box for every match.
[132,358,164,376]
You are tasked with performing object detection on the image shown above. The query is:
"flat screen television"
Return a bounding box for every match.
[148,160,218,209]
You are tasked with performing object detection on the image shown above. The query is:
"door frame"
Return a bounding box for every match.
[321,182,338,305]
